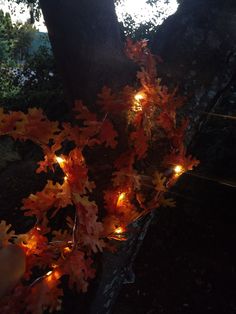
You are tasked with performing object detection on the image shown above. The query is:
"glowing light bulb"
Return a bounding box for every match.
[132,92,145,112]
[63,246,72,254]
[53,270,61,280]
[174,165,184,176]
[134,92,145,101]
[117,192,126,207]
[55,156,65,166]
[108,226,127,241]
[114,226,125,234]
[46,270,53,276]
[46,270,61,284]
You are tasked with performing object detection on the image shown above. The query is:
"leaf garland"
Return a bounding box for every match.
[0,39,199,313]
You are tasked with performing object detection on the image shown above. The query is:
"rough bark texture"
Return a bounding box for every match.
[39,0,136,108]
[151,0,236,142]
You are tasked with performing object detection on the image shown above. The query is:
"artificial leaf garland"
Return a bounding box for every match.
[0,39,199,313]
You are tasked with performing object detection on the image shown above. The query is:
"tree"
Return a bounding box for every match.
[12,22,36,62]
[0,9,36,63]
[0,10,14,63]
[1,0,236,313]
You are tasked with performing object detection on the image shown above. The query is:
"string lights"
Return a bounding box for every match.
[54,152,186,242]
[114,226,125,234]
[109,226,127,241]
[132,92,145,112]
[116,192,126,207]
[55,156,66,167]
[45,269,61,286]
[173,165,184,177]
[0,38,200,313]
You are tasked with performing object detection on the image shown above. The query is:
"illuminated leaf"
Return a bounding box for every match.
[99,120,118,148]
[159,196,176,208]
[152,172,167,192]
[26,280,63,314]
[0,221,15,247]
[62,250,96,292]
[130,128,148,159]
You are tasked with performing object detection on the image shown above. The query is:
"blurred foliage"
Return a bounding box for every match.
[115,0,179,42]
[119,15,157,42]
[12,22,36,61]
[0,9,65,118]
[0,46,65,117]
[5,0,41,22]
[0,10,15,63]
[0,9,36,63]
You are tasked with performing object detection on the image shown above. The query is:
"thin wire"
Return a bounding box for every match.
[198,111,236,121]
[185,172,236,188]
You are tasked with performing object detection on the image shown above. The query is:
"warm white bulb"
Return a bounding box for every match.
[174,165,184,175]
[134,93,144,101]
[114,226,125,234]
[117,192,126,207]
[55,156,65,166]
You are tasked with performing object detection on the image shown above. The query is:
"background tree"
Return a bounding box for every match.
[0,9,62,114]
[0,10,15,63]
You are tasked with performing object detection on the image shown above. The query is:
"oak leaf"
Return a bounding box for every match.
[0,221,15,247]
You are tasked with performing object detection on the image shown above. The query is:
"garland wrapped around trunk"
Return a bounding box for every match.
[0,40,198,313]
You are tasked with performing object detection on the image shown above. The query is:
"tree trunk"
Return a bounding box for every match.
[39,0,135,108]
[151,0,236,141]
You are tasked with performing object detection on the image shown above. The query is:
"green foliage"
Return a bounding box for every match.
[12,22,36,62]
[0,10,14,63]
[0,9,64,115]
[0,66,20,100]
[1,46,64,117]
[0,9,36,63]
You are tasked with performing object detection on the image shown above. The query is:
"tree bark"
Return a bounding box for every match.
[151,0,236,142]
[39,0,135,108]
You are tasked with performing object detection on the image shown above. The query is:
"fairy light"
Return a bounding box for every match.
[22,235,38,253]
[114,226,125,234]
[53,270,60,280]
[134,93,144,102]
[174,165,184,176]
[117,192,126,207]
[55,156,65,167]
[62,246,72,259]
[109,225,127,241]
[63,246,71,254]
[45,269,61,284]
[132,92,145,112]
[46,270,53,277]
